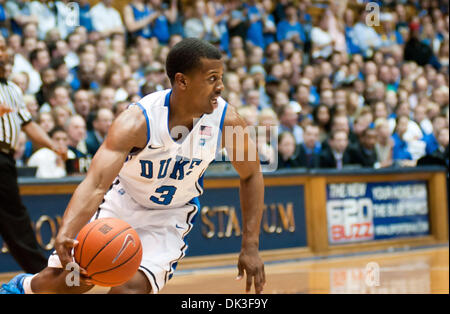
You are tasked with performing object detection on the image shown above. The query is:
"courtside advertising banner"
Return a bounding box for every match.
[326,181,430,244]
[0,184,307,272]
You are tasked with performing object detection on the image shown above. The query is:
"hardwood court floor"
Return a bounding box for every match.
[159,246,449,294]
[0,246,448,294]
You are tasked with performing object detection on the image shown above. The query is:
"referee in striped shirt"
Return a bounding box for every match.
[0,37,65,273]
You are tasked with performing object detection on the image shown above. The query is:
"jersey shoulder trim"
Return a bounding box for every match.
[218,99,228,133]
[134,102,151,144]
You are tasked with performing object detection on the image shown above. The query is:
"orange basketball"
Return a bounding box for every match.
[74,217,143,287]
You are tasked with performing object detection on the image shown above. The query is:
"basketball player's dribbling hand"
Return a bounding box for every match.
[236,248,266,294]
[55,234,92,285]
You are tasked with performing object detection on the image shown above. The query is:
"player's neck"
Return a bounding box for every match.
[168,92,203,131]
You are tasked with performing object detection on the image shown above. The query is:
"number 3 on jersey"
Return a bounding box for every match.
[150,185,177,205]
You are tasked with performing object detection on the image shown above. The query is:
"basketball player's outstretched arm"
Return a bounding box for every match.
[222,105,266,294]
[55,106,148,269]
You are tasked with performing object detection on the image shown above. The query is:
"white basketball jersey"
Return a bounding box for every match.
[118,89,228,209]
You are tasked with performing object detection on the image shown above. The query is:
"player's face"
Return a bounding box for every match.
[187,58,224,114]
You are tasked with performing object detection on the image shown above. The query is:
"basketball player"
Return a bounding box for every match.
[1,38,266,294]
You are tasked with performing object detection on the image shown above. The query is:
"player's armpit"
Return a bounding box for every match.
[58,106,148,240]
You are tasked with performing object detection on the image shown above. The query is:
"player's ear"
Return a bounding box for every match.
[174,73,188,90]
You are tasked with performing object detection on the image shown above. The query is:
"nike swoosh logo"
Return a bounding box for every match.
[175,224,184,230]
[148,145,163,149]
[112,234,136,263]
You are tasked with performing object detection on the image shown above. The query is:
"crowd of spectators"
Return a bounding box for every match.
[1,0,449,178]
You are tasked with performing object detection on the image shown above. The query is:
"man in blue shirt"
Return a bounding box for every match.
[261,0,276,48]
[276,4,305,48]
[149,0,176,45]
[344,8,361,55]
[244,0,265,48]
[5,0,37,36]
[0,1,8,38]
[78,0,93,32]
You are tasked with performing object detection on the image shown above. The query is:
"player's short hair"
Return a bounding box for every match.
[165,38,222,83]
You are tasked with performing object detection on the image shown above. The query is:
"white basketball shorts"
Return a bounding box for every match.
[48,179,199,293]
